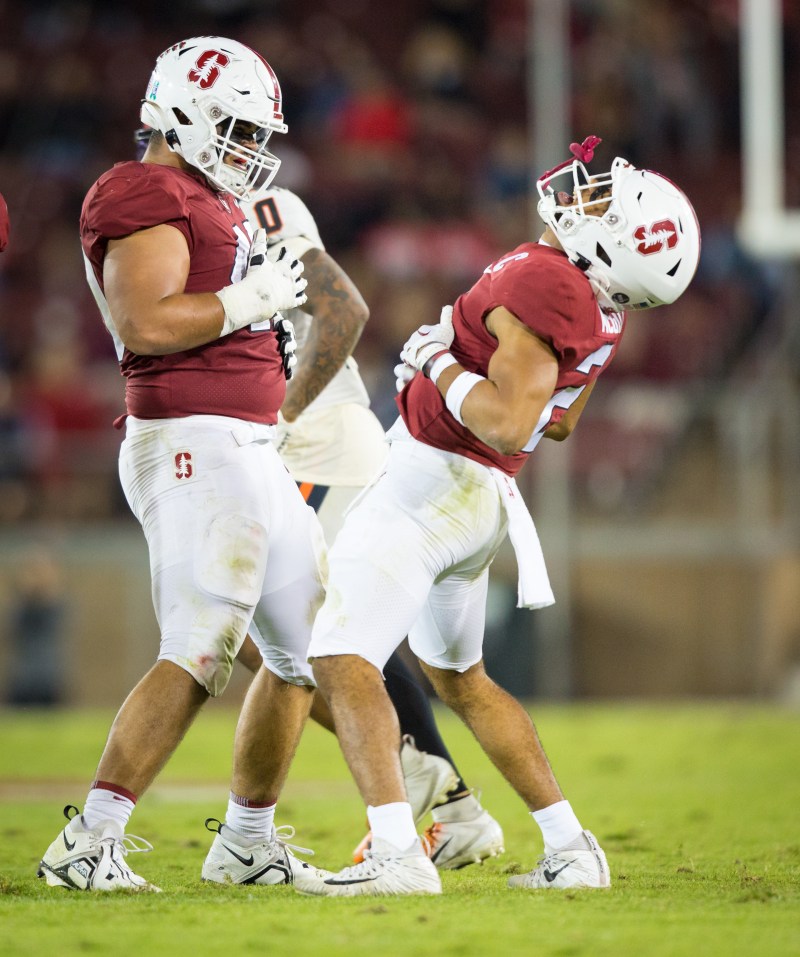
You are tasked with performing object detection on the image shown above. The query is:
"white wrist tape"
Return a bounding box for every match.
[428,352,458,385]
[445,371,485,425]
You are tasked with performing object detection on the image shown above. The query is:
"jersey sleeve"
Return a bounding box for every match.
[488,255,592,360]
[242,187,324,261]
[82,166,194,251]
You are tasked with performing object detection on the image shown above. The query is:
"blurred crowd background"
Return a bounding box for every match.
[1,0,799,704]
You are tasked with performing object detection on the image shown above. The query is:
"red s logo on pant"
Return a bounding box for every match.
[175,452,193,479]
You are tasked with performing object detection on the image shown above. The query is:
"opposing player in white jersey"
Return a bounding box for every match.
[231,184,504,870]
[305,137,701,896]
[39,37,333,894]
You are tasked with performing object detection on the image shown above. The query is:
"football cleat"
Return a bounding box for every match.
[38,805,160,892]
[423,795,505,869]
[351,735,459,863]
[305,837,441,897]
[201,818,333,893]
[508,830,611,889]
[400,735,460,823]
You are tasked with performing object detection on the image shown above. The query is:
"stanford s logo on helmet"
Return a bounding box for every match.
[188,50,231,89]
[141,36,288,201]
[634,219,678,256]
[536,137,701,313]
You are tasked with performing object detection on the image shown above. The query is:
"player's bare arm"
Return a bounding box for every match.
[435,306,559,455]
[281,247,368,422]
[103,224,228,355]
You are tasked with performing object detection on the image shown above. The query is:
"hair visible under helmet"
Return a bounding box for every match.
[140,36,288,200]
[536,136,701,314]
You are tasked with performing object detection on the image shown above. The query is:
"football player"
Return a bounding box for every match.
[39,37,332,894]
[305,137,701,896]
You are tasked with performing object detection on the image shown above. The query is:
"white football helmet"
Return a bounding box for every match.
[537,153,700,313]
[141,37,288,200]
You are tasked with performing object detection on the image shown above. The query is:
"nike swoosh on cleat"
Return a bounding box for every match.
[63,833,76,851]
[543,858,578,883]
[430,839,453,863]
[324,876,378,885]
[221,843,255,867]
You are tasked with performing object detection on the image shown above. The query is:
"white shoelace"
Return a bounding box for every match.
[273,824,314,858]
[99,832,154,857]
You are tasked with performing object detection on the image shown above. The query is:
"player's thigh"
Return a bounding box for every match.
[249,443,326,685]
[409,570,490,672]
[120,422,274,693]
[308,474,442,671]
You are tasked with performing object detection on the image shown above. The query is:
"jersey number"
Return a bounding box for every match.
[522,344,614,452]
[252,197,283,235]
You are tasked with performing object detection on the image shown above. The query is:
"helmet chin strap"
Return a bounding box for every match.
[584,266,621,315]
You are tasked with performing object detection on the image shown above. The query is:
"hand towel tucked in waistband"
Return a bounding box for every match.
[490,469,555,610]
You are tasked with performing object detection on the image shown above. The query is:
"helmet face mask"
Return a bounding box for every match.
[537,155,700,314]
[140,37,288,200]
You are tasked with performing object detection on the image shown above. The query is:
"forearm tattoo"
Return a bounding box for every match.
[281,248,368,421]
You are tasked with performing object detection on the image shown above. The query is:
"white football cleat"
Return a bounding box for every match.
[423,794,505,869]
[201,818,333,893]
[400,735,459,823]
[508,830,611,889]
[306,837,441,897]
[38,805,160,892]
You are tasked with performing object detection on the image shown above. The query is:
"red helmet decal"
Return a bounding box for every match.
[633,219,678,256]
[188,50,230,90]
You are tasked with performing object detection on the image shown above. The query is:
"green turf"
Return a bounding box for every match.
[0,702,798,957]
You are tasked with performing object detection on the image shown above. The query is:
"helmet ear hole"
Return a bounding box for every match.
[173,109,192,126]
[595,243,612,267]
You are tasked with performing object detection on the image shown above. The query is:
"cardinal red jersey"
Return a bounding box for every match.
[398,242,625,476]
[0,191,8,251]
[81,161,286,424]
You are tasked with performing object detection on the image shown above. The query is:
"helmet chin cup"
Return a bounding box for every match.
[140,36,287,200]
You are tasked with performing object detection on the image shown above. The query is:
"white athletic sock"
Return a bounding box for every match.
[82,784,136,831]
[367,802,420,853]
[531,799,583,850]
[225,793,276,842]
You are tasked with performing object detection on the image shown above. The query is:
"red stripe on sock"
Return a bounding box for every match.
[91,780,138,804]
[230,793,277,809]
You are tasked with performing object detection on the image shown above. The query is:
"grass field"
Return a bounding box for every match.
[0,700,798,957]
